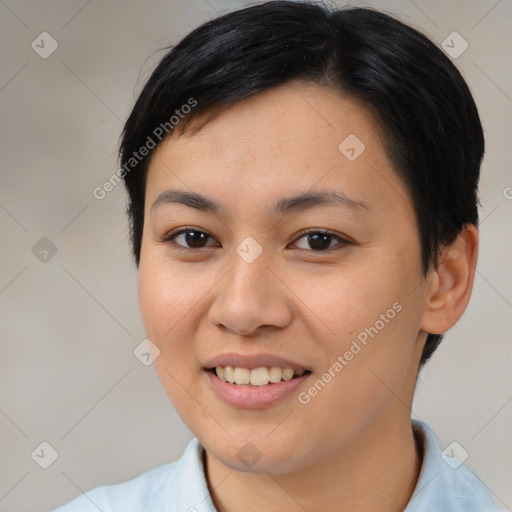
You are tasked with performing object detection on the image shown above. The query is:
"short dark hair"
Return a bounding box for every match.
[119,0,484,367]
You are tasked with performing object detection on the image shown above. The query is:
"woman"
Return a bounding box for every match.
[54,1,499,510]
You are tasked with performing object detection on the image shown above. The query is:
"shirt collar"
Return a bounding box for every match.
[405,419,497,511]
[165,435,216,512]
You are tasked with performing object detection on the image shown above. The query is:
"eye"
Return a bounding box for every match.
[162,227,220,249]
[161,227,351,252]
[289,230,351,252]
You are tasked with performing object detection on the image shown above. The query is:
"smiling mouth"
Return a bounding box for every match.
[207,366,311,386]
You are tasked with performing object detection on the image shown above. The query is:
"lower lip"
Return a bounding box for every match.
[205,370,310,409]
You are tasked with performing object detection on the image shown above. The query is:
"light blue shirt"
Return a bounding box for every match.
[53,420,500,511]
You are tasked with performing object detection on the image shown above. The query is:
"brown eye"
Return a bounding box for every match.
[164,228,219,249]
[291,230,350,252]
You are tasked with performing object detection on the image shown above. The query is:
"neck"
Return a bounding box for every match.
[204,410,422,512]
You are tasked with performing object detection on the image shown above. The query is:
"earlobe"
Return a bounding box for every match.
[420,224,479,335]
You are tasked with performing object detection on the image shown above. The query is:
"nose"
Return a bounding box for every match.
[207,246,293,337]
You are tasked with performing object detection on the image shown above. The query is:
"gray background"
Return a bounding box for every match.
[0,0,510,511]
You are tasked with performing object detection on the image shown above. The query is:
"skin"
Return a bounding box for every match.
[138,80,478,512]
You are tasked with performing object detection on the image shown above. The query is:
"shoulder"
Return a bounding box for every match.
[406,421,501,512]
[52,461,175,512]
[52,438,203,512]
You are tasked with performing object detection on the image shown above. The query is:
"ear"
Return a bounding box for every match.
[420,223,479,335]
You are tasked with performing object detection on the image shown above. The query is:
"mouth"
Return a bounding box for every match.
[206,366,312,386]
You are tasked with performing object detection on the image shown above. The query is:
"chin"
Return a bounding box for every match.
[203,433,310,475]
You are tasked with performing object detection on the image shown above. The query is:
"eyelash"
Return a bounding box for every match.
[160,227,351,253]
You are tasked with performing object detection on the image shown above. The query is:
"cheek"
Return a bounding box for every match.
[138,257,200,341]
[286,260,401,341]
[138,259,205,423]
[296,311,419,450]
[138,264,171,339]
[137,255,218,396]
[289,259,422,389]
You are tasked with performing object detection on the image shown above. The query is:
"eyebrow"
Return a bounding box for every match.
[151,189,370,216]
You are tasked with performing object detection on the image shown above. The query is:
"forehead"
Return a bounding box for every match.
[145,81,411,217]
[155,82,380,164]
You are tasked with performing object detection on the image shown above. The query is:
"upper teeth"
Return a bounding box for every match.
[215,366,305,386]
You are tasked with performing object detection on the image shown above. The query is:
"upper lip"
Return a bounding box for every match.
[203,353,310,371]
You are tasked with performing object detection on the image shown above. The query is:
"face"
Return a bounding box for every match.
[138,81,430,474]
